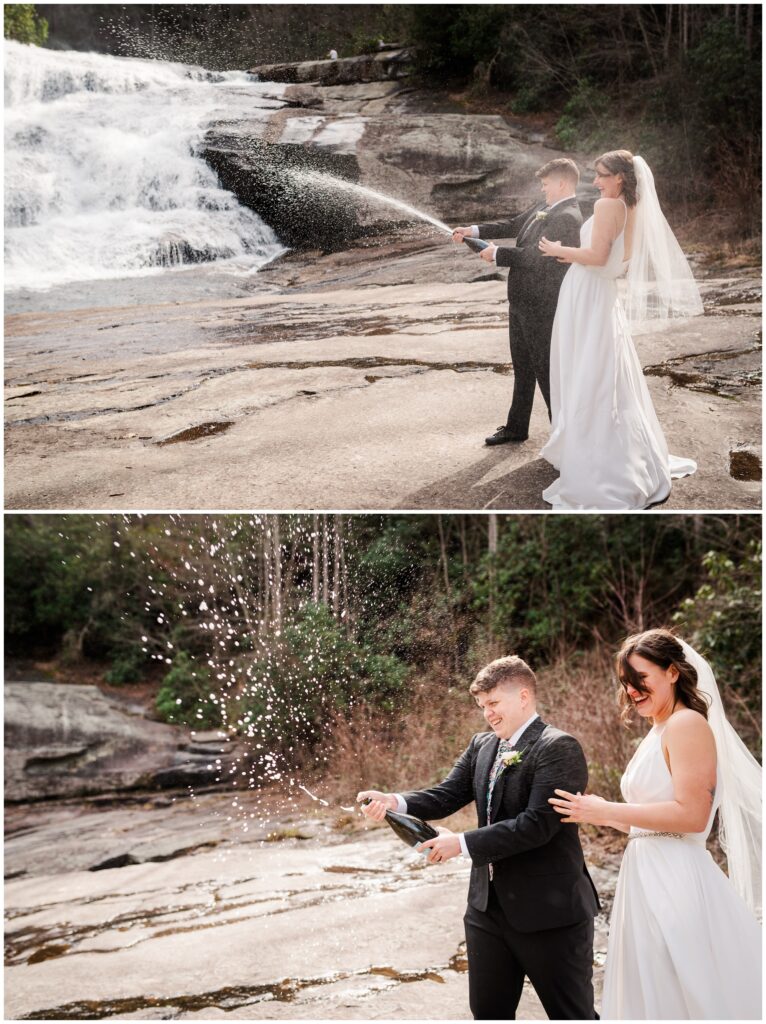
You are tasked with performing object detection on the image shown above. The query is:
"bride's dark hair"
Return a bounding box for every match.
[595,149,638,207]
[616,627,711,724]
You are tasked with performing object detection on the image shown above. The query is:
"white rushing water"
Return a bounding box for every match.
[4,41,288,291]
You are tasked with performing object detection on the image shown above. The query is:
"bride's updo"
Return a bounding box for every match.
[595,149,638,207]
[616,627,711,722]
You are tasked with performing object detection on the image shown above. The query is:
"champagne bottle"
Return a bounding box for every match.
[383,809,439,847]
[462,236,490,254]
[362,799,438,848]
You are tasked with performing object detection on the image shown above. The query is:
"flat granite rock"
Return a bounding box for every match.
[4,683,240,802]
[4,235,761,512]
[4,792,617,1020]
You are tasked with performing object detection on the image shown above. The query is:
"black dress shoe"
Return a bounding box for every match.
[485,425,529,446]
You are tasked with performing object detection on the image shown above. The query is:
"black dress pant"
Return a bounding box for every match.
[505,306,554,436]
[463,884,597,1020]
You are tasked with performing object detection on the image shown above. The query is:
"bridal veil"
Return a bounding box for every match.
[622,156,704,330]
[680,639,762,920]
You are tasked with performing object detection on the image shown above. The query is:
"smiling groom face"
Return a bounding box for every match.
[540,173,575,206]
[474,681,534,741]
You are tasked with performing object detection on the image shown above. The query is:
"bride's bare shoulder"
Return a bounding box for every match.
[593,197,625,223]
[665,707,714,741]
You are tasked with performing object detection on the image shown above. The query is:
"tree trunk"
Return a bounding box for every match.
[332,517,341,619]
[635,7,660,77]
[312,514,320,604]
[322,514,329,606]
[663,4,672,61]
[487,513,498,640]
[340,517,351,630]
[437,515,452,602]
[272,517,282,631]
[262,522,271,629]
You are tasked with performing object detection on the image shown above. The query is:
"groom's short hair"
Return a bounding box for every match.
[470,655,537,696]
[536,158,580,186]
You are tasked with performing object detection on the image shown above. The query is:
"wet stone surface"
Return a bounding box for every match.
[156,421,234,446]
[4,791,617,1019]
[643,343,762,398]
[729,445,762,481]
[4,233,761,510]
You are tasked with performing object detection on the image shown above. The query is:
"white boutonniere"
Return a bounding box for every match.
[501,749,524,769]
[534,210,548,222]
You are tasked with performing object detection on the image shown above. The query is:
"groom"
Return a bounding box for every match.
[359,655,599,1020]
[453,158,582,446]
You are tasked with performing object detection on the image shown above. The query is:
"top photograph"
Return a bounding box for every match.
[4,3,762,511]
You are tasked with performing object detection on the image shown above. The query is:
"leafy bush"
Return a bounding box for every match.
[156,652,221,728]
[673,540,762,725]
[5,517,108,654]
[554,79,612,149]
[688,18,761,139]
[405,4,508,79]
[242,603,409,748]
[4,4,48,45]
[105,652,144,685]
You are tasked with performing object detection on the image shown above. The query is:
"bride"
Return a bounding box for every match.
[538,151,702,509]
[550,629,761,1020]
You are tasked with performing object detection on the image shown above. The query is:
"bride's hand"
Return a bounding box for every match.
[538,236,571,262]
[549,789,610,825]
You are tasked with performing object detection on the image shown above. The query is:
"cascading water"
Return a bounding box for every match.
[4,40,288,290]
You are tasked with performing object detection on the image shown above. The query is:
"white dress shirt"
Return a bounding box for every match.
[471,194,577,262]
[395,712,540,860]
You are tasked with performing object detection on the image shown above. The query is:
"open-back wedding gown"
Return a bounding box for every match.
[540,203,696,509]
[601,720,762,1019]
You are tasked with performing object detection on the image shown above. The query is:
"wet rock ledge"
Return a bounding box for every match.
[248,48,414,86]
[4,682,238,802]
[202,51,573,250]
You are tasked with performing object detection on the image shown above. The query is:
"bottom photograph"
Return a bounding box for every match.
[4,513,762,1021]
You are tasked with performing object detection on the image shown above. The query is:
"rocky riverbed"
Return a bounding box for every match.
[4,790,618,1020]
[4,48,761,510]
[4,230,761,510]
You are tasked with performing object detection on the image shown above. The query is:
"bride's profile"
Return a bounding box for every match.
[550,628,762,1020]
[539,150,703,510]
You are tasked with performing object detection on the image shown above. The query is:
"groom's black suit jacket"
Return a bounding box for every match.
[479,197,582,314]
[403,718,600,933]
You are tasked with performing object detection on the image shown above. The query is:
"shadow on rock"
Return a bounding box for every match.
[401,449,556,510]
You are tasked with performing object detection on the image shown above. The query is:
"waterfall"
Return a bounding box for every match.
[4,41,287,291]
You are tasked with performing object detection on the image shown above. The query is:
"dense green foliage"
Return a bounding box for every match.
[239,603,408,745]
[405,4,761,235]
[5,515,761,760]
[156,651,218,727]
[674,540,762,709]
[37,4,405,67]
[4,4,48,45]
[32,4,761,237]
[5,516,179,666]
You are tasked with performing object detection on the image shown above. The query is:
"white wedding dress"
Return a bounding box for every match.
[601,722,762,1019]
[540,204,696,509]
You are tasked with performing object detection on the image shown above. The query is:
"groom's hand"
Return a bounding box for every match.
[451,226,473,242]
[418,827,461,864]
[357,789,397,821]
[479,243,497,263]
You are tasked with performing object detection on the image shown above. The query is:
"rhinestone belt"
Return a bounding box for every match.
[627,831,684,841]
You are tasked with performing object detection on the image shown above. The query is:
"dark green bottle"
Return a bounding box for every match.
[462,236,490,253]
[384,809,439,847]
[362,800,438,847]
